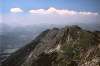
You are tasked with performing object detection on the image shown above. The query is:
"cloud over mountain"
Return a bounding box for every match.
[29,7,98,16]
[4,7,99,26]
[10,8,23,13]
[10,7,99,16]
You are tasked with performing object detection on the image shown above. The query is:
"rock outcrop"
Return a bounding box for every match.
[1,25,100,66]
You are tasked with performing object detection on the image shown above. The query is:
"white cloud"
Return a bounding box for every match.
[7,7,99,26]
[10,7,99,16]
[10,8,23,13]
[29,7,99,16]
[29,9,47,14]
[79,12,98,15]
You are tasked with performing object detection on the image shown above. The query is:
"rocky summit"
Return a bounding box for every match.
[1,25,100,66]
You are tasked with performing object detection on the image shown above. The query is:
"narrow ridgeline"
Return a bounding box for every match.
[1,25,100,66]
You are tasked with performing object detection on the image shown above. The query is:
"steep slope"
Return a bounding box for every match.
[1,25,100,66]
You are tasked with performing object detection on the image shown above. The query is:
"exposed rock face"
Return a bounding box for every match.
[1,25,100,66]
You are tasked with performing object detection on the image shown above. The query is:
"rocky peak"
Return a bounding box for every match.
[1,25,100,66]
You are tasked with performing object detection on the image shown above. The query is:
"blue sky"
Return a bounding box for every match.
[1,0,100,13]
[0,0,100,26]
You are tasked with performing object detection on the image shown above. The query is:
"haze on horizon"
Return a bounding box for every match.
[0,0,100,27]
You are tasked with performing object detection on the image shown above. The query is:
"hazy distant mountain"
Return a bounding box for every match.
[0,24,49,63]
[0,23,100,51]
[1,25,100,66]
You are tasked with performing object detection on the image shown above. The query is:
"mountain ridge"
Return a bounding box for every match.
[1,25,100,66]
